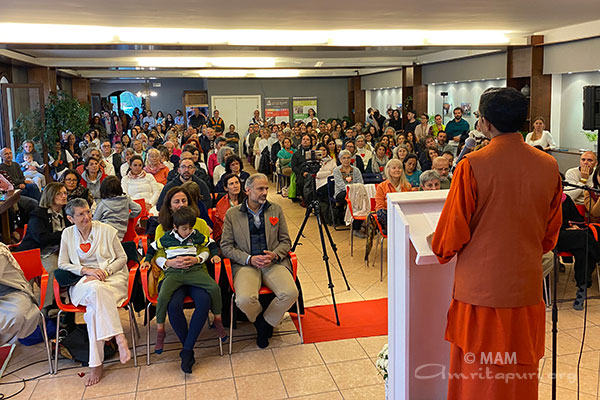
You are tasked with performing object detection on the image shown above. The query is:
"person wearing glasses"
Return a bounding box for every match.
[17,182,72,309]
[155,159,211,212]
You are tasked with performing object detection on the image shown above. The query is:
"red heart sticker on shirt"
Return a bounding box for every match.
[350,159,355,164]
[379,166,384,172]
[80,243,91,253]
[361,154,365,158]
[269,217,279,226]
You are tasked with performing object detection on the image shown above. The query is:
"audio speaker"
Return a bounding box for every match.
[583,86,600,130]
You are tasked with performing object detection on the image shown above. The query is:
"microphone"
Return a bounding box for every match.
[562,180,600,193]
[452,137,476,171]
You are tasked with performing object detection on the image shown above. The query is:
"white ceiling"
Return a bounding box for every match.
[1,0,599,79]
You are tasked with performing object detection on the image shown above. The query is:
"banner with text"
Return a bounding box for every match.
[265,97,290,125]
[292,97,318,122]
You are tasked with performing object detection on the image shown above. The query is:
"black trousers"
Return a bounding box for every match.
[557,229,600,287]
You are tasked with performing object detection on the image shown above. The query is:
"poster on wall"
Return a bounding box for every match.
[292,97,318,122]
[443,103,451,117]
[265,98,290,125]
[461,102,472,116]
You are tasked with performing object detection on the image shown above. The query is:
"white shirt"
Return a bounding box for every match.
[525,130,556,150]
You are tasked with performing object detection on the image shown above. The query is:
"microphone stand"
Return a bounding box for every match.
[553,181,600,400]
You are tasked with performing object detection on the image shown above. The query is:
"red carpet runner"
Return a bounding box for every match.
[291,298,387,343]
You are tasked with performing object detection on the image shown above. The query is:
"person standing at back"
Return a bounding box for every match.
[432,87,562,399]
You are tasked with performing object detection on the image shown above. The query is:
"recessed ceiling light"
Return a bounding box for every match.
[568,71,573,74]
[454,81,458,83]
[432,83,436,86]
[314,61,324,67]
[443,82,447,84]
[468,80,472,82]
[496,77,500,80]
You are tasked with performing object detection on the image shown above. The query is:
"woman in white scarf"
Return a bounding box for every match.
[120,155,163,211]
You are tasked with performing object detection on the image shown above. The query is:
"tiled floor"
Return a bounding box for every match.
[2,175,600,399]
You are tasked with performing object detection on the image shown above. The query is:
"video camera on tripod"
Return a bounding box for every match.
[304,149,323,173]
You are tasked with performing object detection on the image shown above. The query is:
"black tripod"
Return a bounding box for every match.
[291,168,350,326]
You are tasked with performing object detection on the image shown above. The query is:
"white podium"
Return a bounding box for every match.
[387,190,456,400]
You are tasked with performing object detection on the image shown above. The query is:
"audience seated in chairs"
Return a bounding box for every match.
[60,169,94,207]
[213,173,246,242]
[557,191,600,310]
[80,156,107,202]
[374,159,413,235]
[0,147,41,201]
[432,156,452,189]
[419,170,442,191]
[93,176,141,240]
[156,159,211,211]
[565,151,597,205]
[58,198,132,386]
[17,182,71,309]
[220,173,298,349]
[144,148,169,185]
[367,143,389,174]
[121,155,162,213]
[0,243,41,345]
[333,150,364,236]
[149,186,215,372]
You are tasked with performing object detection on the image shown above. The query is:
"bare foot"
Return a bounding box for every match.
[86,365,103,386]
[115,333,131,364]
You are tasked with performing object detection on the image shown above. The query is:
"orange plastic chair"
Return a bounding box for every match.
[8,224,27,250]
[140,261,223,364]
[224,252,303,355]
[372,211,388,282]
[12,248,54,374]
[51,257,140,373]
[346,186,369,257]
[122,203,148,254]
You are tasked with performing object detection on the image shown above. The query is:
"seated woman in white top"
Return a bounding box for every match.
[525,117,556,151]
[58,198,131,386]
[121,155,163,212]
[212,146,234,187]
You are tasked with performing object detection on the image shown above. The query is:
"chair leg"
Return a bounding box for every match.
[128,306,138,367]
[350,218,354,257]
[145,303,151,365]
[54,309,62,375]
[229,293,235,355]
[380,237,385,282]
[39,310,53,375]
[132,312,141,340]
[543,276,549,307]
[295,300,304,344]
[218,337,223,357]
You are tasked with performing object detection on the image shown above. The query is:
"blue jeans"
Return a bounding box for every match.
[167,285,210,351]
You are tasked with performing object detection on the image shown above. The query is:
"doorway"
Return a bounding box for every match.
[210,95,261,155]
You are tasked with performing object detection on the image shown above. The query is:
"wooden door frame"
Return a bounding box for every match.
[0,83,45,150]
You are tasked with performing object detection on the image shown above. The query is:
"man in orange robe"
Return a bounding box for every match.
[432,87,562,400]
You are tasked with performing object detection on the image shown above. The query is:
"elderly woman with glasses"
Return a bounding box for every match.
[58,198,131,386]
[17,182,72,308]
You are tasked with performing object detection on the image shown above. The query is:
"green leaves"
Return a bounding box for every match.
[12,90,90,155]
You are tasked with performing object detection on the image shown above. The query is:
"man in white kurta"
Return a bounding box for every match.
[58,198,130,386]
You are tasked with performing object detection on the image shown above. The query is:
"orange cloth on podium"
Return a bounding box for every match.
[432,133,562,400]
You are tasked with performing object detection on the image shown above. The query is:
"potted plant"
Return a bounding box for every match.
[12,90,89,171]
[582,130,598,153]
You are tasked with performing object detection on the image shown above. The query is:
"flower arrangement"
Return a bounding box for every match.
[376,343,389,381]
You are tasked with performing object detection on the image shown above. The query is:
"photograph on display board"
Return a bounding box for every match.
[185,105,209,121]
[461,102,472,116]
[292,97,317,122]
[443,103,451,116]
[265,98,290,125]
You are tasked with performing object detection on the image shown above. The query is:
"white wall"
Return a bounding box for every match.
[361,70,403,91]
[422,52,506,85]
[368,88,403,115]
[207,78,348,120]
[427,79,506,126]
[544,37,600,75]
[556,71,600,150]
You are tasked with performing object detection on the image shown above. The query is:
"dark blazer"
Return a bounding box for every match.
[17,206,72,251]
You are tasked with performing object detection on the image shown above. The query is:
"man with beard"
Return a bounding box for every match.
[156,159,211,211]
[220,173,298,349]
[432,156,451,189]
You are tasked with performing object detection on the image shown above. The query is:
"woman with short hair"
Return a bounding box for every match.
[80,156,106,202]
[332,149,364,234]
[58,198,131,386]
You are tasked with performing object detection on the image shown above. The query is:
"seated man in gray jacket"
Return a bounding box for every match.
[221,173,298,348]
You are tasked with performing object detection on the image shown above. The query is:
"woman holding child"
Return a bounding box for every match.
[141,186,217,373]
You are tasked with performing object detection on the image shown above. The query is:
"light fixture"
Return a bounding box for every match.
[568,71,573,74]
[135,80,158,98]
[194,69,300,78]
[0,23,514,46]
[432,83,436,86]
[135,57,276,68]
